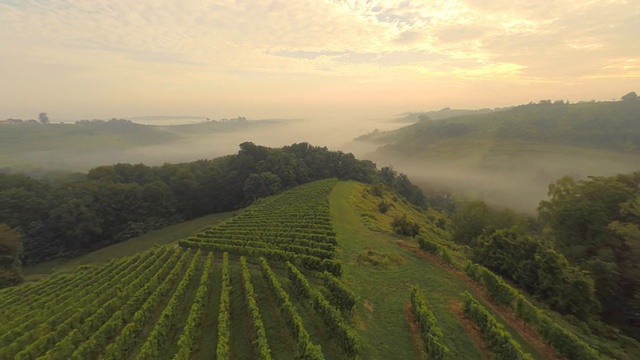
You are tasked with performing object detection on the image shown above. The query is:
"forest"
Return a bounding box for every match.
[0,142,424,265]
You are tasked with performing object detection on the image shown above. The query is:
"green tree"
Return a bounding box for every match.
[538,173,640,334]
[243,172,282,202]
[473,229,599,319]
[49,198,102,249]
[452,201,489,244]
[38,112,49,124]
[0,224,23,289]
[392,214,420,237]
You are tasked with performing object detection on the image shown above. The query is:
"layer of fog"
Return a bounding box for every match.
[361,150,640,214]
[9,116,404,172]
[11,113,635,215]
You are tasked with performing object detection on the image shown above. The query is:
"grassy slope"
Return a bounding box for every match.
[365,101,640,168]
[23,211,233,278]
[331,181,545,359]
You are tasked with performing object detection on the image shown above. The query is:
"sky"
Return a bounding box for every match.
[0,0,639,121]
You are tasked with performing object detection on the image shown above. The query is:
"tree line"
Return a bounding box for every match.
[0,142,425,266]
[450,171,640,339]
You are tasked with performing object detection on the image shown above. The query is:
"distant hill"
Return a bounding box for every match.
[362,100,640,153]
[0,118,285,171]
[355,100,640,212]
[393,106,510,123]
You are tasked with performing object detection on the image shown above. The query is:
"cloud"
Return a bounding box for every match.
[393,30,424,45]
[0,0,638,120]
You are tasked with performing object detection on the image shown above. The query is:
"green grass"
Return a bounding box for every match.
[330,181,545,359]
[23,211,233,278]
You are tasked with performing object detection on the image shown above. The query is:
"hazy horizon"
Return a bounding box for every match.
[1,0,638,121]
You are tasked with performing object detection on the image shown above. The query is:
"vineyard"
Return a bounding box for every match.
[1,178,633,359]
[0,178,360,360]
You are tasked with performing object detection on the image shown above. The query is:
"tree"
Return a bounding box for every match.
[473,229,599,319]
[621,91,638,102]
[38,112,49,124]
[0,224,23,289]
[243,172,282,202]
[392,214,420,237]
[451,201,494,244]
[538,173,640,334]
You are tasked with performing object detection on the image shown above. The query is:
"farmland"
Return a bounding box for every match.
[0,178,635,359]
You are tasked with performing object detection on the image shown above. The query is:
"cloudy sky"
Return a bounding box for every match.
[1,0,638,121]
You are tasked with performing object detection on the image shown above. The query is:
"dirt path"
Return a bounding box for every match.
[449,301,491,360]
[404,301,426,360]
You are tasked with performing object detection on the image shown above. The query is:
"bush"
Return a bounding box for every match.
[378,201,390,214]
[392,215,420,237]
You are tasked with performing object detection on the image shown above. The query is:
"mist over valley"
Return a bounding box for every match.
[2,1,640,358]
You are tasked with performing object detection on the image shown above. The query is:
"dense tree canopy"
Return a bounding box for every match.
[0,142,424,265]
[538,172,640,336]
[472,229,598,319]
[0,224,23,289]
[441,171,640,339]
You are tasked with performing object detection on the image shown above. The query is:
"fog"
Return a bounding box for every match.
[360,148,640,214]
[6,116,403,172]
[6,111,639,215]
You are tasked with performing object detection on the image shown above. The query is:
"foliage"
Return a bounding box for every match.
[410,286,449,359]
[462,291,533,360]
[0,224,23,289]
[216,252,232,359]
[377,200,390,213]
[243,172,282,202]
[240,256,272,360]
[179,179,342,276]
[0,142,389,265]
[259,257,325,359]
[416,236,453,265]
[538,173,640,336]
[450,200,531,245]
[286,262,359,358]
[174,252,214,360]
[472,229,599,319]
[38,112,49,125]
[100,249,188,360]
[392,214,420,237]
[321,271,357,312]
[371,100,640,155]
[464,262,602,360]
[378,166,427,209]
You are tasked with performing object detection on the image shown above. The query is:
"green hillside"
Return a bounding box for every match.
[363,100,640,155]
[1,179,636,359]
[356,100,640,212]
[0,118,283,171]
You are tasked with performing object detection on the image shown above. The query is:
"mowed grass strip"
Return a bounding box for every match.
[330,181,545,360]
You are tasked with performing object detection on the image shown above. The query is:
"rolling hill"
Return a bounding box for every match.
[0,118,284,171]
[1,178,637,359]
[356,100,640,212]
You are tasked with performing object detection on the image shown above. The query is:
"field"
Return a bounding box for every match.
[0,178,631,359]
